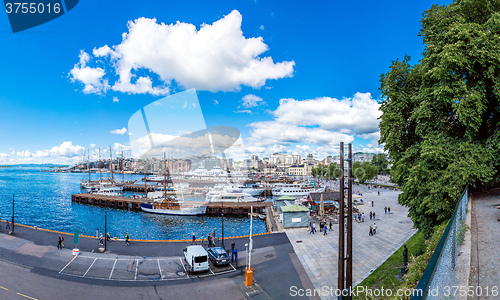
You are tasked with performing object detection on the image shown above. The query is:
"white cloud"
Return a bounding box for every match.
[0,153,9,161]
[112,96,119,103]
[242,94,265,108]
[69,50,109,94]
[213,99,219,105]
[16,150,32,157]
[111,127,128,135]
[235,110,252,114]
[70,10,294,95]
[112,142,131,151]
[90,144,97,149]
[259,25,265,30]
[244,92,382,157]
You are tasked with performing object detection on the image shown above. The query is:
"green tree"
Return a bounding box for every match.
[379,0,500,236]
[372,153,389,175]
[328,162,341,179]
[353,161,378,184]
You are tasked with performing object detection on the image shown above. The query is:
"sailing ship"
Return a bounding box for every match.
[141,152,206,216]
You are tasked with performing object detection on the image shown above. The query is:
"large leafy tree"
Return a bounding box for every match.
[353,161,378,184]
[379,0,500,235]
[372,153,389,175]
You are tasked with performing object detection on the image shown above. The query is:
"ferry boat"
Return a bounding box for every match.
[209,192,257,203]
[141,197,207,216]
[81,180,124,192]
[271,182,324,197]
[205,184,263,201]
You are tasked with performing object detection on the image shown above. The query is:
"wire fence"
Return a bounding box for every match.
[411,187,469,299]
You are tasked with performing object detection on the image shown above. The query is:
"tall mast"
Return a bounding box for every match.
[110,146,114,183]
[144,160,147,196]
[88,149,91,182]
[164,151,167,199]
[122,151,125,182]
[99,148,102,181]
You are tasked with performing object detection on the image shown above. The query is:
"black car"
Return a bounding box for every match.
[207,247,230,266]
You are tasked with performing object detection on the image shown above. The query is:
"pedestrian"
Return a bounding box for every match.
[107,232,111,241]
[191,233,197,245]
[329,221,332,231]
[378,191,380,196]
[6,220,10,230]
[369,226,373,236]
[57,234,64,249]
[213,230,217,245]
[99,233,104,245]
[312,223,316,234]
[208,234,212,247]
[201,234,204,246]
[323,226,327,235]
[369,211,372,220]
[310,223,314,234]
[372,201,374,207]
[125,232,130,246]
[373,212,376,220]
[384,207,387,214]
[354,214,358,222]
[373,223,377,234]
[388,207,391,214]
[362,213,365,222]
[231,240,235,252]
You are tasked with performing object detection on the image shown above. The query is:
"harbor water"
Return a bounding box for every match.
[0,166,266,240]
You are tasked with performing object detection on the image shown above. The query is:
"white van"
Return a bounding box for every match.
[183,245,209,273]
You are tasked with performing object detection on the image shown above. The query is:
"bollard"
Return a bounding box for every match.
[245,267,253,287]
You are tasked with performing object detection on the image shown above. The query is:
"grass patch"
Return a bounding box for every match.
[353,231,425,299]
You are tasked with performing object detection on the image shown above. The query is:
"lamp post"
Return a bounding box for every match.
[245,243,248,270]
[11,193,15,234]
[104,201,108,251]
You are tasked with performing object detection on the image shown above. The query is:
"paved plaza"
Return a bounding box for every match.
[285,183,417,299]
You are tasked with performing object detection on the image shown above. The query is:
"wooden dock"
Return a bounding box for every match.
[71,193,271,216]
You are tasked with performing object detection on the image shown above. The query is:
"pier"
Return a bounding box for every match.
[71,193,272,216]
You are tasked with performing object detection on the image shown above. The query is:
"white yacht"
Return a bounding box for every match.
[141,197,207,216]
[81,180,124,192]
[205,184,263,201]
[272,182,324,197]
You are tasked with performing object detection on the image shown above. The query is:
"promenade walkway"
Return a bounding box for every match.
[285,183,417,299]
[469,189,500,300]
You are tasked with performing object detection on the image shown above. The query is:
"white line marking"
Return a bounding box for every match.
[157,259,163,279]
[83,258,97,277]
[179,257,189,279]
[209,268,215,275]
[109,259,117,280]
[59,255,78,273]
[229,263,236,271]
[134,259,138,281]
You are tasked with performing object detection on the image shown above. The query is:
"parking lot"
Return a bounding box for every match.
[59,255,238,281]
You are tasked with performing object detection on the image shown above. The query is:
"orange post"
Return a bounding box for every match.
[245,268,253,286]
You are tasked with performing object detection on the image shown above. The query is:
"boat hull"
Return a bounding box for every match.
[141,203,207,216]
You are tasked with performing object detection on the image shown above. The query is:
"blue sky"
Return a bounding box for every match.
[0,0,452,164]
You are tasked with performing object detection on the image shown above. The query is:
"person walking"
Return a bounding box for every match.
[372,201,374,207]
[329,221,332,231]
[323,226,327,235]
[369,226,373,236]
[6,220,10,230]
[310,223,314,234]
[369,211,372,220]
[201,234,204,246]
[191,233,197,245]
[57,234,64,249]
[384,207,387,214]
[373,212,376,220]
[107,232,111,241]
[231,240,235,252]
[125,232,130,246]
[208,234,212,247]
[388,206,391,214]
[99,233,104,246]
[373,223,377,235]
[312,223,316,234]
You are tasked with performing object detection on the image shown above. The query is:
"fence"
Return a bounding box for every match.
[411,187,469,299]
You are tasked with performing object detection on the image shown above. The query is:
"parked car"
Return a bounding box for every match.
[183,245,209,272]
[207,247,230,266]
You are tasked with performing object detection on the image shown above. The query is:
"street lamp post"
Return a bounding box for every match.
[245,243,248,270]
[11,193,15,234]
[221,211,225,250]
[104,201,108,251]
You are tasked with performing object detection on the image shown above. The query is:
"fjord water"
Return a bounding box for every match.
[0,166,266,240]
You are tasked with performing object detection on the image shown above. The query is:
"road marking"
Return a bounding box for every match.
[179,257,189,278]
[16,292,38,300]
[157,259,163,279]
[229,263,236,271]
[83,257,97,277]
[0,285,7,290]
[59,255,78,273]
[134,259,138,281]
[109,259,117,280]
[209,268,215,275]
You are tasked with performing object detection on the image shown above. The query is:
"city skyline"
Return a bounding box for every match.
[0,0,451,164]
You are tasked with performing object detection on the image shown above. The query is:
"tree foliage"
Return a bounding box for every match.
[379,0,500,235]
[353,161,378,184]
[372,153,389,175]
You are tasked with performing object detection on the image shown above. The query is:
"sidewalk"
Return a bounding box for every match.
[285,184,417,299]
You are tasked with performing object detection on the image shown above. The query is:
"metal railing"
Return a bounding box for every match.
[411,187,469,299]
